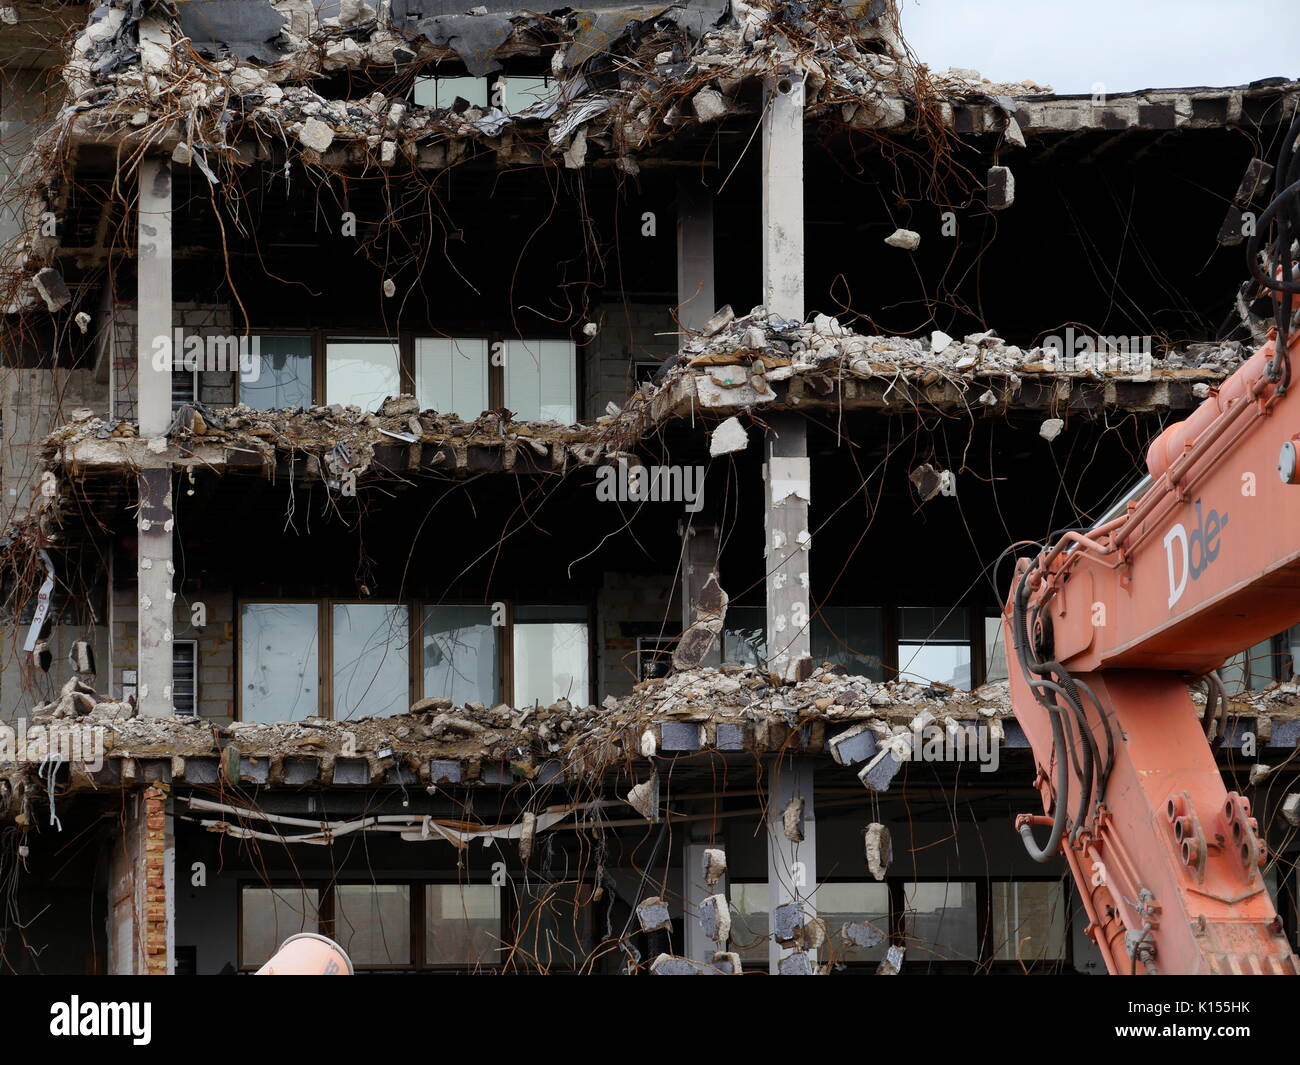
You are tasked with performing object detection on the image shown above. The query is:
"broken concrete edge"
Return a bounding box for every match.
[6,659,1290,821]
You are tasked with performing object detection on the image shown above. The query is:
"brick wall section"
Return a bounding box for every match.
[142,783,169,974]
[586,302,679,417]
[110,303,237,420]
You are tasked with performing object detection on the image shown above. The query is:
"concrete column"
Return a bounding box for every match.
[679,519,721,668]
[676,177,715,332]
[761,74,804,321]
[763,414,810,679]
[767,757,816,974]
[137,158,174,716]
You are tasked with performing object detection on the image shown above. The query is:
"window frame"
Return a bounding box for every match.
[236,597,593,721]
[233,329,579,421]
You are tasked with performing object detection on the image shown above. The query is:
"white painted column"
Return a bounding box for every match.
[676,177,715,331]
[137,158,174,717]
[761,73,804,320]
[764,415,810,679]
[767,757,817,974]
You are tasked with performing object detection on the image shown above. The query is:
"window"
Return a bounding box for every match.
[240,603,320,723]
[240,886,319,969]
[898,608,971,688]
[516,880,594,971]
[172,365,197,410]
[422,605,500,705]
[334,884,411,967]
[172,639,198,715]
[325,338,400,410]
[414,337,490,420]
[503,339,576,423]
[991,881,1067,963]
[984,616,1008,684]
[413,75,489,110]
[812,607,884,680]
[500,75,557,113]
[426,884,502,968]
[332,603,410,719]
[512,606,589,706]
[241,335,313,410]
[902,881,979,963]
[239,599,587,721]
[724,605,767,667]
[817,882,890,963]
[729,882,770,964]
[1220,637,1280,695]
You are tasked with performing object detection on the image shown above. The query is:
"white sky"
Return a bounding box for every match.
[899,0,1300,95]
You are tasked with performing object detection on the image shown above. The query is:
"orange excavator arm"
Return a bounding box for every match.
[1002,134,1300,973]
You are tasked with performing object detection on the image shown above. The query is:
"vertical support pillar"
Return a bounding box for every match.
[767,757,816,973]
[676,176,715,331]
[761,73,804,321]
[137,157,173,717]
[679,519,721,668]
[764,414,810,679]
[108,782,174,973]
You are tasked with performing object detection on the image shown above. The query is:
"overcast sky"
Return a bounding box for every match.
[900,0,1300,94]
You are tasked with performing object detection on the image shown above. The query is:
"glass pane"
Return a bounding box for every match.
[984,616,1008,683]
[898,643,972,688]
[512,621,588,706]
[729,882,769,964]
[817,882,890,963]
[325,339,400,410]
[501,75,556,113]
[903,882,979,963]
[241,603,320,722]
[422,605,498,705]
[724,606,766,667]
[503,339,575,423]
[811,607,884,679]
[334,884,410,966]
[898,606,970,643]
[332,603,410,719]
[413,75,488,109]
[240,886,319,967]
[414,337,489,419]
[517,881,593,971]
[1220,638,1277,695]
[241,335,313,410]
[991,881,1067,963]
[426,885,502,968]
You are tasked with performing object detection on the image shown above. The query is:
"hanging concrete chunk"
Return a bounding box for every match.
[782,795,805,842]
[876,944,905,975]
[884,228,920,250]
[627,773,659,821]
[773,901,804,944]
[699,893,731,944]
[650,953,722,975]
[518,811,537,861]
[859,744,905,792]
[637,896,672,933]
[778,951,816,975]
[830,722,879,766]
[1039,417,1064,442]
[712,950,741,974]
[692,87,728,123]
[988,166,1015,210]
[703,847,727,887]
[297,117,335,152]
[864,822,892,881]
[31,268,71,311]
[842,921,886,950]
[1282,793,1300,827]
[709,416,748,456]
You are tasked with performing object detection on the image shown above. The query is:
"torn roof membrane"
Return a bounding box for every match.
[176,0,291,63]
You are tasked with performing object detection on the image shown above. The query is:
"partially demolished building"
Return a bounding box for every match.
[1,0,1299,975]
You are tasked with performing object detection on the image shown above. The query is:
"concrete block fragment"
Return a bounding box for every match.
[659,721,702,751]
[782,795,805,842]
[1282,793,1300,827]
[876,944,905,975]
[716,723,745,750]
[699,894,731,944]
[650,953,721,974]
[778,950,815,975]
[864,822,892,880]
[988,165,1015,210]
[637,896,672,933]
[842,921,886,950]
[298,117,335,152]
[1039,417,1064,442]
[627,774,659,820]
[883,228,919,250]
[283,758,320,785]
[859,746,904,792]
[238,756,269,784]
[333,757,369,785]
[31,268,71,311]
[711,950,741,974]
[773,901,803,943]
[709,416,748,456]
[703,847,727,887]
[830,722,879,766]
[428,759,462,784]
[693,87,728,123]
